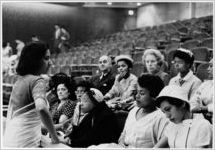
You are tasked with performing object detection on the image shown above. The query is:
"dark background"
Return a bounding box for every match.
[3,2,136,49]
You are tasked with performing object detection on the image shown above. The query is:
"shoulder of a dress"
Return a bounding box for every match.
[128,106,139,114]
[152,109,166,119]
[130,73,138,79]
[193,117,212,127]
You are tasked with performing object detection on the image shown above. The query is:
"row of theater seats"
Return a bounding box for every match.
[51,15,212,66]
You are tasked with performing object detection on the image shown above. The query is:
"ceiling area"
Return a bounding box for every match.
[46,2,147,8]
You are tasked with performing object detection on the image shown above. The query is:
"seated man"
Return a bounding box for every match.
[89,55,115,95]
[60,81,120,148]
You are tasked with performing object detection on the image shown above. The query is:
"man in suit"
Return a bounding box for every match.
[90,55,115,95]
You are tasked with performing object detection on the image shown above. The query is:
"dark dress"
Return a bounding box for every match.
[90,72,115,95]
[68,101,120,148]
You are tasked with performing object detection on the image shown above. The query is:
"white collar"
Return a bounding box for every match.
[176,70,193,81]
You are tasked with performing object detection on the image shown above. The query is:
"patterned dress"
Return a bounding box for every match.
[51,100,76,124]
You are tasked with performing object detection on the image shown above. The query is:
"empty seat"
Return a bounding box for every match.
[131,63,144,77]
[192,32,210,41]
[108,48,120,57]
[201,38,213,49]
[191,47,210,63]
[48,65,61,75]
[181,39,200,49]
[135,39,146,48]
[60,65,71,76]
[177,26,189,36]
[132,51,144,63]
[196,62,209,81]
[122,42,134,49]
[165,41,180,52]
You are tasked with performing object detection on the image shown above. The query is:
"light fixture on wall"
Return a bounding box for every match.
[128,10,134,16]
[137,3,141,6]
[107,2,112,5]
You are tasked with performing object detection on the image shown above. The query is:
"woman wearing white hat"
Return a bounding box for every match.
[61,81,120,148]
[154,85,212,148]
[104,55,137,111]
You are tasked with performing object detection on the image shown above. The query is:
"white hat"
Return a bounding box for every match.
[90,88,104,103]
[115,55,133,65]
[156,85,189,107]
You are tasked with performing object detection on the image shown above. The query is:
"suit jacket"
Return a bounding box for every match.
[68,102,120,148]
[90,72,115,95]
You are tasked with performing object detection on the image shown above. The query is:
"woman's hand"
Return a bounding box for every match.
[103,95,110,101]
[118,72,126,82]
[41,126,48,135]
[64,137,72,145]
[51,136,60,144]
[192,106,208,113]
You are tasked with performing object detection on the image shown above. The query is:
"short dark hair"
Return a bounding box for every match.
[50,72,68,89]
[76,80,94,91]
[118,59,133,68]
[53,74,76,100]
[138,74,164,98]
[16,41,48,76]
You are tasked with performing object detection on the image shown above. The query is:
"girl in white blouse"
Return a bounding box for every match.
[155,85,212,148]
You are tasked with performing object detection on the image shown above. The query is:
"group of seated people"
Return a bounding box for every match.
[3,41,213,148]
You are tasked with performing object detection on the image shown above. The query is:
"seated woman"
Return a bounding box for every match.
[104,55,137,111]
[142,48,170,85]
[155,85,212,148]
[168,48,202,100]
[60,82,120,148]
[190,58,213,123]
[46,72,73,112]
[49,75,77,131]
[90,74,169,148]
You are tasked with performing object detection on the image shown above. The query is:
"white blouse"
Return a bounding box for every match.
[165,117,212,148]
[121,107,169,148]
[190,80,213,112]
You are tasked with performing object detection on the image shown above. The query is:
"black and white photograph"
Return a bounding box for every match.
[1,0,214,148]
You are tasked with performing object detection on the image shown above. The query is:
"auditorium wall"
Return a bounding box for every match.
[2,2,136,49]
[137,2,213,28]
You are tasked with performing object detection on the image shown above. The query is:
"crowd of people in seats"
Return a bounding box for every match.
[2,41,213,148]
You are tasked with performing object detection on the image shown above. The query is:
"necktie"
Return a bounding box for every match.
[179,78,185,86]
